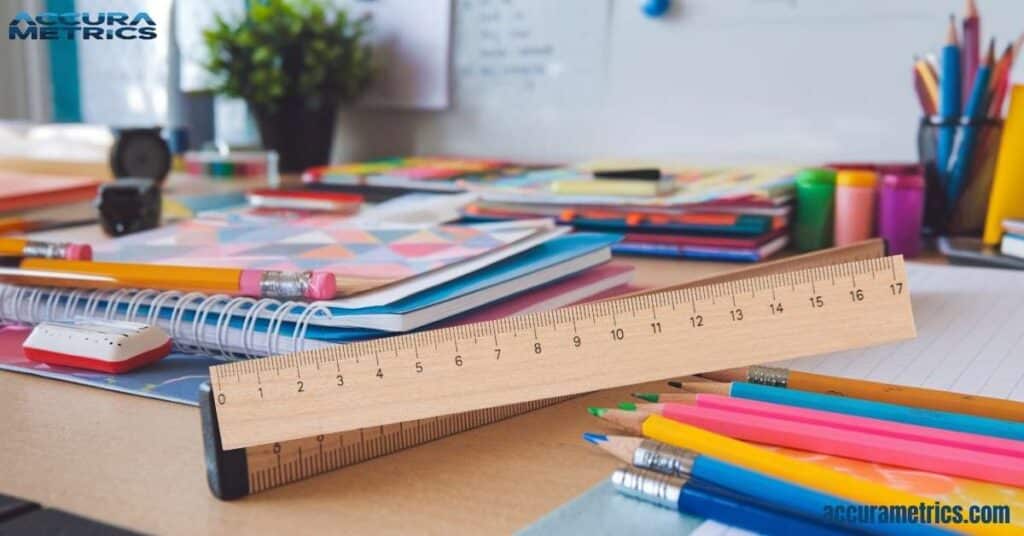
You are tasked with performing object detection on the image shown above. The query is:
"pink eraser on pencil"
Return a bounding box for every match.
[23,320,171,374]
[64,243,92,260]
[305,271,336,300]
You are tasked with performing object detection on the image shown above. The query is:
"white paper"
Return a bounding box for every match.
[780,264,1024,401]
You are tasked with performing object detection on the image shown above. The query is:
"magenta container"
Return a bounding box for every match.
[878,165,925,258]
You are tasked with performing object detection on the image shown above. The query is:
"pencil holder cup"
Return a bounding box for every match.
[917,116,1004,235]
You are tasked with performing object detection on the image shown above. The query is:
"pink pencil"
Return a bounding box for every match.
[962,0,981,103]
[692,393,1024,459]
[642,402,1024,487]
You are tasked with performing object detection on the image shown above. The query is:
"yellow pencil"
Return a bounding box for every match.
[0,237,92,260]
[590,409,1009,535]
[3,258,336,300]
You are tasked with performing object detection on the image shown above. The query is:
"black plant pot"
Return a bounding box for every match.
[254,97,338,173]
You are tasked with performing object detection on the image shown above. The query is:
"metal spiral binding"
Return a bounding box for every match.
[0,284,337,360]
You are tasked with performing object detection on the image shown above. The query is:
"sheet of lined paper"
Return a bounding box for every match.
[778,263,1024,401]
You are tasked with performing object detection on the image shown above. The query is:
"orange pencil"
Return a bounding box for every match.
[1,258,336,300]
[699,365,1024,422]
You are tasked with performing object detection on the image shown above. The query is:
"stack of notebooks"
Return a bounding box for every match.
[0,214,630,403]
[1001,219,1024,259]
[460,163,798,262]
[302,156,552,193]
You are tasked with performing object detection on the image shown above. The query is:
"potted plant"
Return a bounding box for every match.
[203,0,373,172]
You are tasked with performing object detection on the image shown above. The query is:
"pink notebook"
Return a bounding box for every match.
[0,172,101,213]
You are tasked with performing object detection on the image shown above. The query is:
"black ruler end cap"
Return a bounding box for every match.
[199,382,250,501]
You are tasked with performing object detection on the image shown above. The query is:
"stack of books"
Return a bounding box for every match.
[461,163,798,262]
[302,156,552,193]
[1002,219,1024,259]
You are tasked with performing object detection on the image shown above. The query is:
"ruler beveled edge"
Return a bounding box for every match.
[199,382,249,500]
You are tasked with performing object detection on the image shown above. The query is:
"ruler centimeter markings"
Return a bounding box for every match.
[210,253,916,452]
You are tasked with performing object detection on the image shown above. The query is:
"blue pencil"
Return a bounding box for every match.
[610,466,848,536]
[588,433,951,536]
[936,15,962,181]
[947,41,995,204]
[712,381,1024,441]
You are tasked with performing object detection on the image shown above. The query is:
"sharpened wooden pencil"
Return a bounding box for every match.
[698,365,1024,422]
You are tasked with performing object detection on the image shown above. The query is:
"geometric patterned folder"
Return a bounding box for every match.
[92,215,556,303]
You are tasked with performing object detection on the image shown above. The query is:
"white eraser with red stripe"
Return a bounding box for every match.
[23,320,172,374]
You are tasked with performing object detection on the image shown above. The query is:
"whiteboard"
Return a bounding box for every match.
[76,0,171,127]
[331,0,1024,164]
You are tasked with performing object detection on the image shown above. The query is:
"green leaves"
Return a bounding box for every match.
[201,0,374,113]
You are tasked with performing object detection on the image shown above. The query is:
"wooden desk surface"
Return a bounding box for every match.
[1,230,744,534]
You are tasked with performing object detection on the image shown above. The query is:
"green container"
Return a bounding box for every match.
[208,161,236,178]
[793,168,837,252]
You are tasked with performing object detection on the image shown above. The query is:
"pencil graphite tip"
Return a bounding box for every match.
[582,432,608,444]
[633,392,660,403]
[587,407,608,418]
[667,381,683,389]
[618,401,638,411]
[947,14,959,44]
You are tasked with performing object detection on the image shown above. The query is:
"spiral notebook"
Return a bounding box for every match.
[0,233,620,357]
[0,264,634,404]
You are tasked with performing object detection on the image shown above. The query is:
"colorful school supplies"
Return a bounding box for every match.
[0,238,92,260]
[792,168,836,252]
[587,434,948,536]
[303,156,542,192]
[679,381,1024,441]
[589,411,943,518]
[609,466,846,536]
[650,393,1024,458]
[622,399,1024,485]
[6,258,337,300]
[833,169,877,246]
[183,150,279,180]
[700,364,1024,422]
[983,85,1024,245]
[463,164,797,262]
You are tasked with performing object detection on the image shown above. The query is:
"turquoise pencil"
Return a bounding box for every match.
[679,381,1024,441]
[947,40,995,204]
[936,15,962,181]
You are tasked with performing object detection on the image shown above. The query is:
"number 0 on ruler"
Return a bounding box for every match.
[212,256,916,450]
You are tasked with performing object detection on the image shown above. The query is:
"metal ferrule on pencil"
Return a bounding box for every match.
[21,240,72,260]
[611,466,683,510]
[633,439,697,477]
[748,365,789,387]
[259,271,314,299]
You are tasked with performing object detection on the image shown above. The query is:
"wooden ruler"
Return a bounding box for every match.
[210,242,914,449]
[195,239,909,500]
